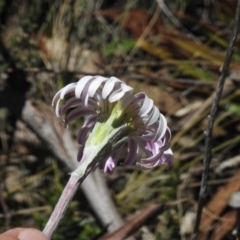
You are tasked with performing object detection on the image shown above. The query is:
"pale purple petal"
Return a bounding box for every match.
[133,92,145,103]
[136,161,155,169]
[59,98,83,116]
[65,108,96,124]
[103,157,115,173]
[77,116,96,144]
[140,148,165,164]
[124,138,139,165]
[77,145,84,162]
[99,148,122,174]
[77,127,90,145]
[161,148,174,166]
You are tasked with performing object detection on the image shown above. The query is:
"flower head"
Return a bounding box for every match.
[53,75,173,173]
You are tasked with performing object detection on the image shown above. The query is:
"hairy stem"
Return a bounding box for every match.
[42,173,80,238]
[42,146,100,238]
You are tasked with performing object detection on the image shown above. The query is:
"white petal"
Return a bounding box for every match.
[109,84,133,102]
[146,106,160,125]
[55,98,62,118]
[153,114,167,141]
[75,76,93,98]
[52,83,77,106]
[162,148,174,166]
[81,79,93,106]
[139,95,153,116]
[60,83,77,100]
[159,128,171,151]
[88,76,108,97]
[102,77,121,99]
[52,89,62,106]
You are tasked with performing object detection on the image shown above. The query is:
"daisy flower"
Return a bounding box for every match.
[53,75,173,173]
[43,75,173,238]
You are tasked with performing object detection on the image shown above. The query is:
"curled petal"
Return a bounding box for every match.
[153,114,167,141]
[133,92,145,103]
[161,148,174,166]
[137,147,173,169]
[136,161,156,169]
[65,107,96,124]
[52,83,77,106]
[124,138,139,165]
[77,145,84,162]
[55,99,62,118]
[77,127,90,145]
[60,83,77,99]
[102,77,121,99]
[99,148,122,174]
[59,98,83,116]
[139,95,153,117]
[75,75,94,98]
[140,148,165,164]
[145,106,160,126]
[109,83,133,103]
[77,116,96,144]
[88,76,108,97]
[103,157,115,173]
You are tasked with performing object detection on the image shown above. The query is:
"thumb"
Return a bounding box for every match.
[18,229,49,240]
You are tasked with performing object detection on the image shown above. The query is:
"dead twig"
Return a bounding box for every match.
[191,1,240,239]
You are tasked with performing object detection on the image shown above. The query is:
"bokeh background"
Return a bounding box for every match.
[0,0,240,239]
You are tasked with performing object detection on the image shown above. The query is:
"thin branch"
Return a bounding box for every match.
[191,1,240,239]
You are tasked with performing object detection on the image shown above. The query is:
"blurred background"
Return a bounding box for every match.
[0,0,240,239]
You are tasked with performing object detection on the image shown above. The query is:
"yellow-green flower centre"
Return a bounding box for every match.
[86,102,135,146]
